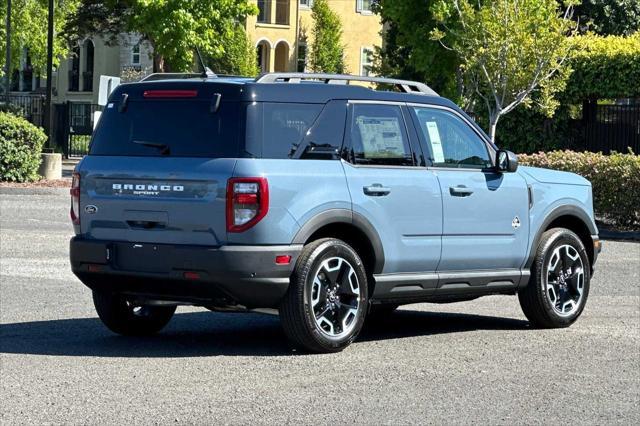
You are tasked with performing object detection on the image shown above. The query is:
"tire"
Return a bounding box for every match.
[280,238,368,353]
[92,291,176,336]
[518,227,591,328]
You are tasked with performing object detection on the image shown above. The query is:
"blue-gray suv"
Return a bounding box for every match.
[70,72,601,353]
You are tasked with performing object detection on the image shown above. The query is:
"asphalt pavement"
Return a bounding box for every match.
[1,188,639,424]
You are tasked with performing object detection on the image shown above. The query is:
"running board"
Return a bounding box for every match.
[372,269,529,303]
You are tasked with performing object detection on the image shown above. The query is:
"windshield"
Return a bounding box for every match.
[89,99,241,157]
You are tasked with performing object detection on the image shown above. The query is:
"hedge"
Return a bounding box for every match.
[519,150,640,229]
[0,111,47,182]
[564,33,640,101]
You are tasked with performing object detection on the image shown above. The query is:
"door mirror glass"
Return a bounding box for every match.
[496,150,518,173]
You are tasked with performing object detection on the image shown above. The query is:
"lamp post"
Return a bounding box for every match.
[4,0,10,102]
[45,0,54,148]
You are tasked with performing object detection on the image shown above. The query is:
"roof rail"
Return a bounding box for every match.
[140,72,217,82]
[255,73,439,96]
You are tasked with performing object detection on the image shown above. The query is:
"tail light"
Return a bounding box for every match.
[226,177,269,232]
[70,172,80,225]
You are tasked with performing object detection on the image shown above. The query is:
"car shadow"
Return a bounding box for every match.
[0,309,530,358]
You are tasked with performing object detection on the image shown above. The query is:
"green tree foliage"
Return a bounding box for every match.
[64,0,257,72]
[0,112,47,182]
[430,0,577,142]
[309,0,346,73]
[574,0,640,36]
[205,25,259,77]
[564,33,640,100]
[129,0,257,72]
[0,0,80,74]
[371,0,460,100]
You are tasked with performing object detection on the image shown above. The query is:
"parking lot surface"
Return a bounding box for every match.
[1,188,639,424]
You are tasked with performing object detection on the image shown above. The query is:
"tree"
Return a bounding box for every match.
[0,0,80,75]
[205,25,259,77]
[371,0,461,100]
[309,0,346,73]
[64,0,257,73]
[573,0,640,36]
[430,0,577,142]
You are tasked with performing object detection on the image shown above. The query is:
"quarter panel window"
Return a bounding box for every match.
[349,104,414,166]
[412,107,491,169]
[245,102,323,159]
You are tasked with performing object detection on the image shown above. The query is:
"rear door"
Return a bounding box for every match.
[342,101,442,276]
[78,85,242,246]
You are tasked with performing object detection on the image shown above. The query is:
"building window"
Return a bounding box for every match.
[360,47,374,76]
[257,0,271,23]
[69,44,80,92]
[299,0,313,8]
[297,43,307,72]
[132,43,141,65]
[275,0,290,25]
[82,40,94,92]
[356,0,374,14]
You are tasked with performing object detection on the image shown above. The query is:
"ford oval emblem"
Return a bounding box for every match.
[85,205,98,214]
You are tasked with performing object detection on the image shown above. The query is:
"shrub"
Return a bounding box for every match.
[0,111,47,182]
[519,150,640,229]
[564,33,640,101]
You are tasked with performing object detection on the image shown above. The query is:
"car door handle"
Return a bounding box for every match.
[363,184,391,196]
[449,185,474,197]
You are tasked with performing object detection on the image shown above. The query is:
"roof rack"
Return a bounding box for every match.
[255,73,438,96]
[140,71,217,82]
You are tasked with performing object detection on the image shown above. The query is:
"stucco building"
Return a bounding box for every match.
[250,0,381,75]
[9,1,381,105]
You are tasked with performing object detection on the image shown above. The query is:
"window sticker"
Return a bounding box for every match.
[356,116,405,158]
[426,121,445,163]
[107,103,114,109]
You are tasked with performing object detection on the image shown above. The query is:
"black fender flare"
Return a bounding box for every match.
[524,204,597,270]
[292,209,385,274]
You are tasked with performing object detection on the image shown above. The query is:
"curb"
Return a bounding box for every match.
[598,229,640,242]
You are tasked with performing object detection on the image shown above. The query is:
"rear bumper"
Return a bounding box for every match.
[70,237,302,308]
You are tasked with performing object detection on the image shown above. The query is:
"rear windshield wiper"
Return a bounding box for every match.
[132,140,171,156]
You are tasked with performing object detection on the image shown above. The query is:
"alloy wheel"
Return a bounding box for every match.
[545,244,585,316]
[310,256,362,338]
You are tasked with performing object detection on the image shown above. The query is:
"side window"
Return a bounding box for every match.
[245,102,323,159]
[412,107,492,169]
[349,104,414,166]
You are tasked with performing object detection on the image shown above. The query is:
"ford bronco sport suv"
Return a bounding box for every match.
[70,72,601,353]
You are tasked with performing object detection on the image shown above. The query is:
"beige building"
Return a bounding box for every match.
[9,1,381,106]
[247,0,382,75]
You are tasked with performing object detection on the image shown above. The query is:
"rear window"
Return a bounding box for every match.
[89,99,241,157]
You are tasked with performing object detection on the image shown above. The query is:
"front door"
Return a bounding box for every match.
[342,102,442,275]
[409,105,530,272]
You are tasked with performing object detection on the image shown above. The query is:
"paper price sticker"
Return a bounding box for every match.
[426,121,445,163]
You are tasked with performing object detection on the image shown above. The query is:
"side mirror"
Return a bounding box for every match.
[496,150,518,173]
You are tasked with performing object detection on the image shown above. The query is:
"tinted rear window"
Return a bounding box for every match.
[245,102,323,159]
[89,100,241,157]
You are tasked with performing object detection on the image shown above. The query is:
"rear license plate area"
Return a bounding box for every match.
[115,243,171,273]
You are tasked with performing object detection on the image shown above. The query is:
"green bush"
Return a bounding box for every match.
[519,150,640,229]
[0,111,47,182]
[564,33,640,101]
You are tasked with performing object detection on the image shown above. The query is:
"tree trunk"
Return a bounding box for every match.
[488,112,500,143]
[153,54,166,73]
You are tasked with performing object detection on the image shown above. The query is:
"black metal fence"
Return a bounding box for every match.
[582,104,640,154]
[67,102,101,157]
[4,94,46,127]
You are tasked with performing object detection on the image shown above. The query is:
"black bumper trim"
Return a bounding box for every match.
[70,237,302,308]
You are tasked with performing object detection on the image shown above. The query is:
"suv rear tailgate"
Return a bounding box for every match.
[78,156,235,246]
